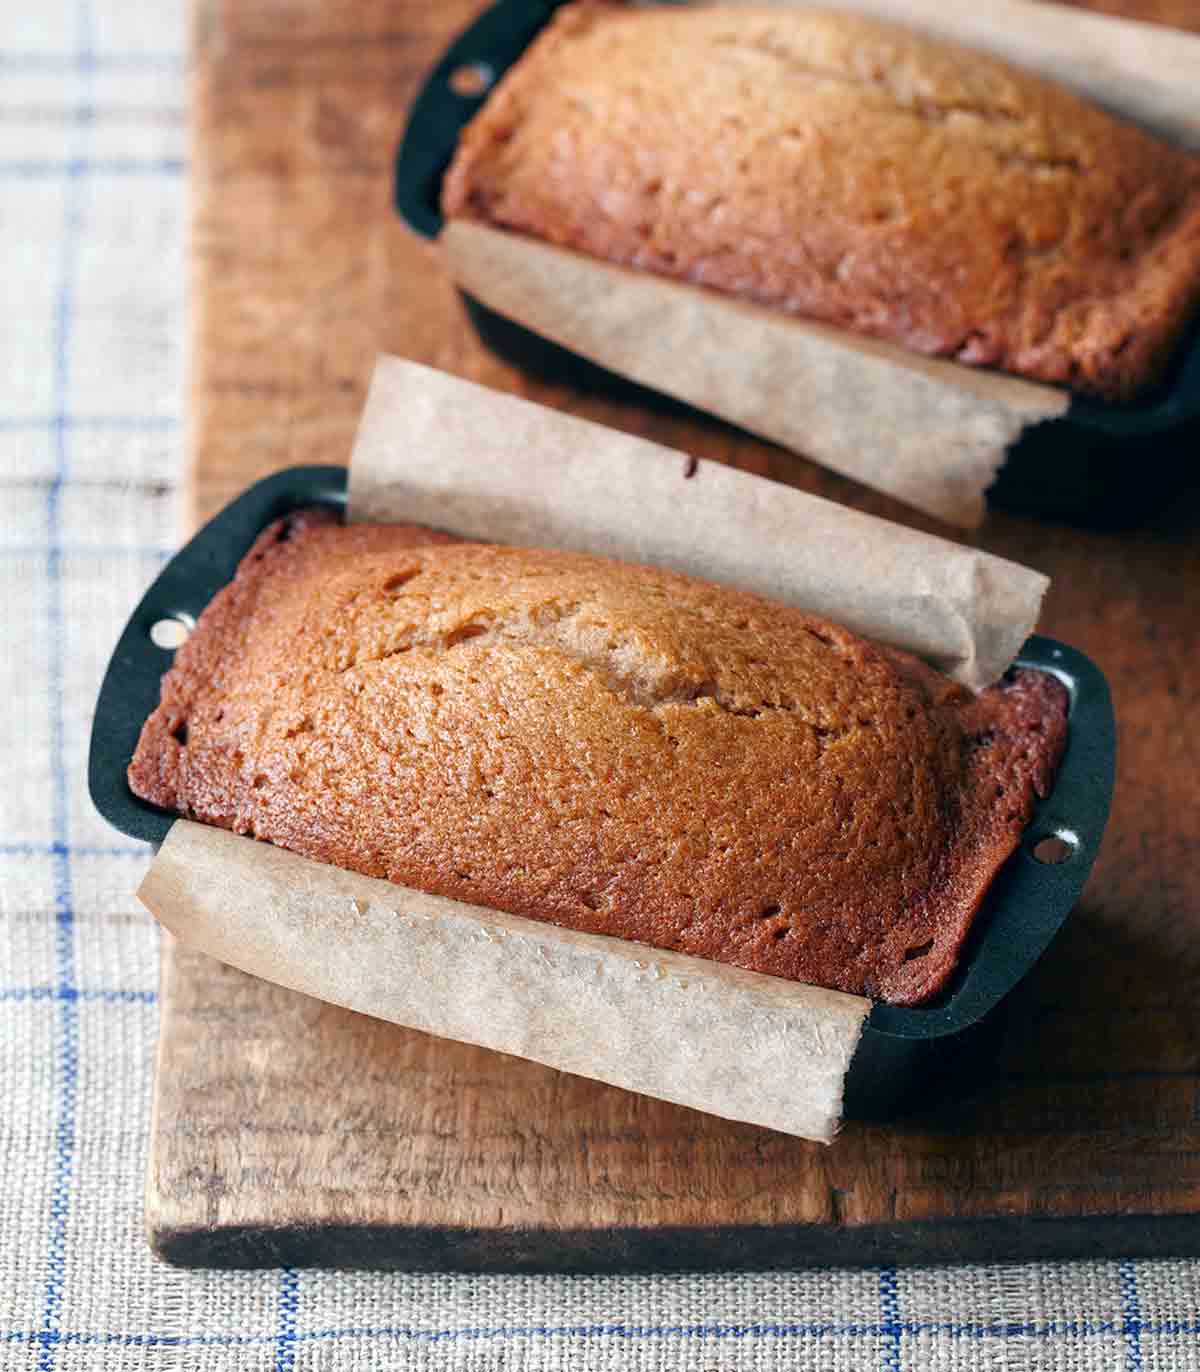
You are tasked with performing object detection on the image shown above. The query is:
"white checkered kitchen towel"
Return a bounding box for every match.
[3,0,1200,1368]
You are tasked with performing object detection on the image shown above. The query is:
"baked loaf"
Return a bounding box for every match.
[441,3,1200,401]
[129,510,1068,1007]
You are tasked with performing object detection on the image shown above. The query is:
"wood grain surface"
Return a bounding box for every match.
[149,0,1200,1268]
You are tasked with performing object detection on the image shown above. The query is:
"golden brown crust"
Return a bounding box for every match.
[441,3,1200,401]
[128,511,1067,1006]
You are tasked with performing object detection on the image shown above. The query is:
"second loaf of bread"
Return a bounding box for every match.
[442,3,1200,401]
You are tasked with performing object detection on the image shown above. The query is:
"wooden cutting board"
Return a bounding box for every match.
[149,0,1200,1268]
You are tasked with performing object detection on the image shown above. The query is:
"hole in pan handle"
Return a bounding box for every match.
[149,614,194,651]
[1030,832,1076,865]
[448,61,496,98]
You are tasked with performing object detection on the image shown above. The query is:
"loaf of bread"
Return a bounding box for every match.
[129,509,1067,1006]
[441,3,1200,401]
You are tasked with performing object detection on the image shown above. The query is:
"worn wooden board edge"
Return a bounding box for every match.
[152,1215,1200,1272]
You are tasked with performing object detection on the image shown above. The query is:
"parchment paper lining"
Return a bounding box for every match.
[350,358,1046,691]
[137,357,1053,1142]
[140,824,868,1145]
[438,0,1200,526]
[443,223,1069,530]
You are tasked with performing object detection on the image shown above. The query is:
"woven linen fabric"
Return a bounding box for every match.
[3,1,1200,1369]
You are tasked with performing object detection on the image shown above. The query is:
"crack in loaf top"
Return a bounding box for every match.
[128,509,1067,1006]
[441,2,1200,401]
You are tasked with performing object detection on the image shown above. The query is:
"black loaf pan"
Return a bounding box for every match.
[89,465,1116,1119]
[395,0,1200,527]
